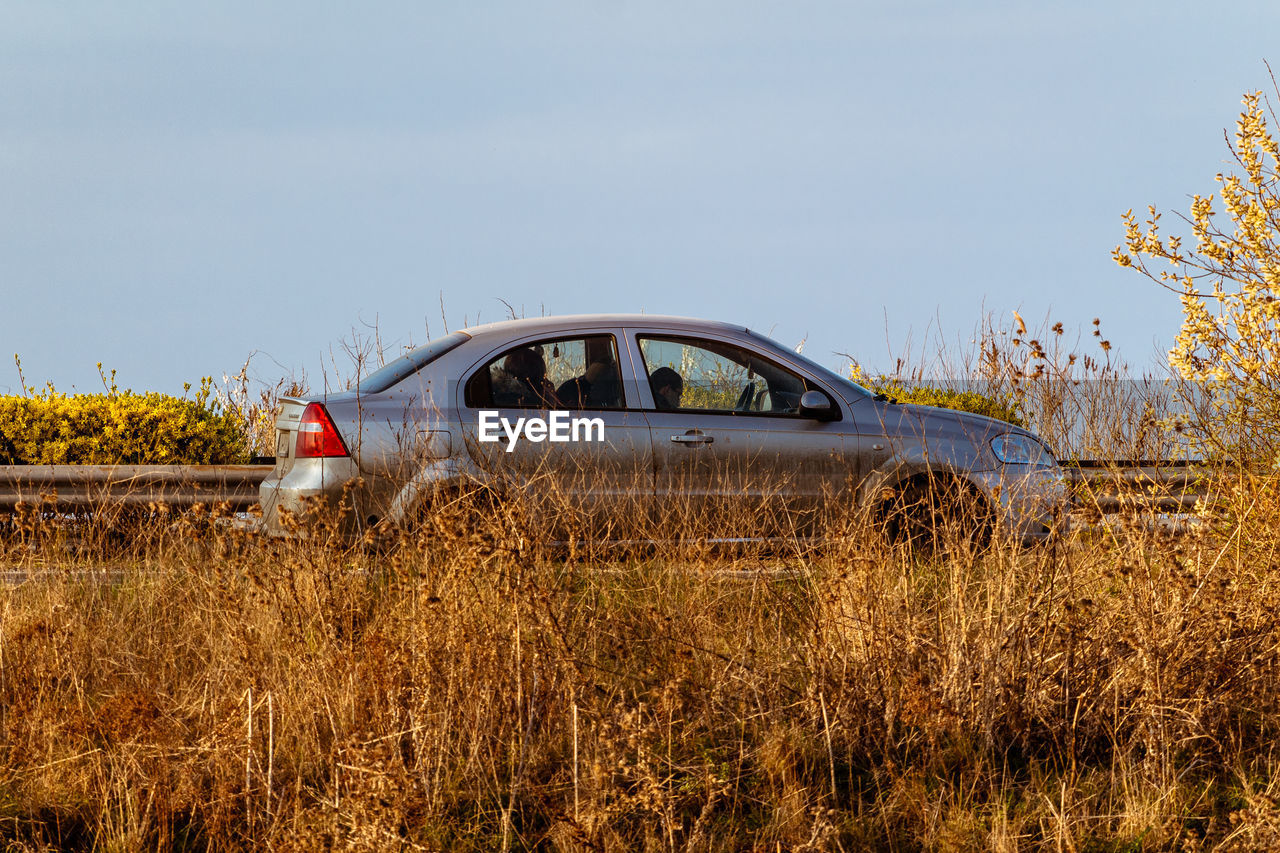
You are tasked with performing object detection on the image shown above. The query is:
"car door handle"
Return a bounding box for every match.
[670,432,714,445]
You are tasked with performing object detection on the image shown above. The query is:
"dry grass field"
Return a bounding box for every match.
[3,472,1280,852]
[0,309,1271,850]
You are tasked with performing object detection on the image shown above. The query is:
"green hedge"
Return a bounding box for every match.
[0,386,249,465]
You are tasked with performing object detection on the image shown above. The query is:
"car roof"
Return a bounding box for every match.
[457,313,753,343]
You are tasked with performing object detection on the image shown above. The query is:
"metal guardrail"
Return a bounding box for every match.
[0,460,1218,518]
[1060,459,1212,514]
[0,465,273,513]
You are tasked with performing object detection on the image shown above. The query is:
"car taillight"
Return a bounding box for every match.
[295,402,349,458]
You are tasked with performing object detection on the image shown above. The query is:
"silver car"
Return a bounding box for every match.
[259,314,1066,543]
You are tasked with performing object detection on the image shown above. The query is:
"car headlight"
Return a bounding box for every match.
[990,434,1056,466]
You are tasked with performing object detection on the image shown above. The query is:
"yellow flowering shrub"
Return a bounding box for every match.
[1115,87,1280,466]
[0,379,249,465]
[875,382,1024,426]
[850,367,1024,426]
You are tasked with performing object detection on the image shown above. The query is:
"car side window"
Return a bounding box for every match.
[465,335,624,410]
[637,336,824,415]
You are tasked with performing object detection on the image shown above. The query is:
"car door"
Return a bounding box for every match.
[456,329,653,541]
[631,330,859,538]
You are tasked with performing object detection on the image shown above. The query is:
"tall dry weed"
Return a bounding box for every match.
[2,428,1280,850]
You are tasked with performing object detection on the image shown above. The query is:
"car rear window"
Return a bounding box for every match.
[353,331,471,394]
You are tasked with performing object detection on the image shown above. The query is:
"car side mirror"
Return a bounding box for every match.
[799,390,837,420]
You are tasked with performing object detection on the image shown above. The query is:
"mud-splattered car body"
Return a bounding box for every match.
[259,314,1066,542]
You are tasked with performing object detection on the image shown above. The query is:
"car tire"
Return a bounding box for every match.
[879,475,993,555]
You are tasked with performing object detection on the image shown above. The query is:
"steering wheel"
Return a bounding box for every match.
[734,382,756,411]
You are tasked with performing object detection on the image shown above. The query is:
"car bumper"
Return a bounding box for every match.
[258,456,364,537]
[973,464,1071,542]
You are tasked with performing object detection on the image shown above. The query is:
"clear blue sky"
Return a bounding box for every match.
[3,2,1277,396]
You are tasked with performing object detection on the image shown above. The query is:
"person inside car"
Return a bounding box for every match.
[493,347,559,408]
[649,366,684,410]
[556,339,622,408]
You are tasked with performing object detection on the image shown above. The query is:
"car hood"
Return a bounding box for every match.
[897,402,1023,437]
[876,400,1051,463]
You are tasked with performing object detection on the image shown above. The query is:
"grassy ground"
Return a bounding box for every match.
[3,482,1280,852]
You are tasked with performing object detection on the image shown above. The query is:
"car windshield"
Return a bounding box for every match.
[743,328,875,399]
[353,331,471,393]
